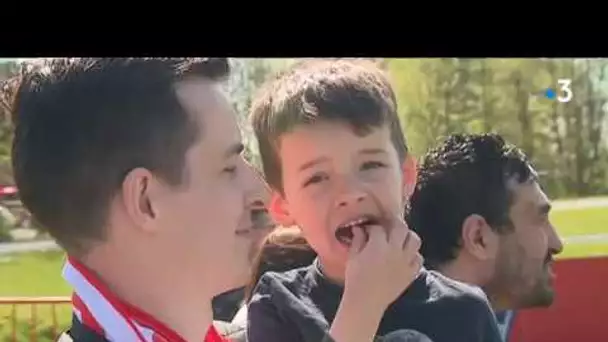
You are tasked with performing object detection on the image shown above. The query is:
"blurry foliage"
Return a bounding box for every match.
[0,318,65,342]
[0,58,605,199]
[388,58,608,198]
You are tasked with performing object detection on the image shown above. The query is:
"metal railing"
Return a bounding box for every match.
[0,296,71,342]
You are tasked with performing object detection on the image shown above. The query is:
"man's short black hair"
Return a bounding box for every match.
[3,58,230,255]
[407,133,534,269]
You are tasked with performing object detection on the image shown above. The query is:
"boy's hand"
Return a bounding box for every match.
[343,215,423,313]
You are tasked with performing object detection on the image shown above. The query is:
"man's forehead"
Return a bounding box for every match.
[175,79,233,118]
[509,180,550,212]
[176,79,242,157]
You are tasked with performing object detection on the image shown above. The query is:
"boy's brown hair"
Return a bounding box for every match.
[250,59,408,193]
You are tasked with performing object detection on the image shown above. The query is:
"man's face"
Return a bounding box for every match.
[153,79,265,295]
[488,180,563,309]
[276,121,407,280]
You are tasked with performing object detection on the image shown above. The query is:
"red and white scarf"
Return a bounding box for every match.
[62,257,227,342]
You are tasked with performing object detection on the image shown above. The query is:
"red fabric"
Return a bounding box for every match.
[205,326,229,342]
[68,257,226,342]
[507,257,608,342]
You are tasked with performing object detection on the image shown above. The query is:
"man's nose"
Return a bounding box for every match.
[548,222,564,255]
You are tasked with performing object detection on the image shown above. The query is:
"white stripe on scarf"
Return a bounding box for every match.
[62,261,152,342]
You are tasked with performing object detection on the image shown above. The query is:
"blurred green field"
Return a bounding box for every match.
[551,205,608,259]
[0,251,71,341]
[0,200,606,340]
[0,204,606,296]
[551,206,608,237]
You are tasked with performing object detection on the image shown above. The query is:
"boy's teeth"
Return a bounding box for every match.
[342,217,368,229]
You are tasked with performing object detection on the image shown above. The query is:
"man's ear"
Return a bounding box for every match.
[461,214,499,261]
[121,167,158,233]
[269,191,295,227]
[401,155,418,200]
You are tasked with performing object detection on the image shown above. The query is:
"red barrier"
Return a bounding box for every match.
[2,257,607,341]
[0,296,71,342]
[508,257,608,342]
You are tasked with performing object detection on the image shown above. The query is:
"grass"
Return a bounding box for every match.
[550,205,608,259]
[0,251,70,296]
[0,251,71,341]
[0,199,606,340]
[0,205,606,297]
[560,243,608,259]
[551,206,608,237]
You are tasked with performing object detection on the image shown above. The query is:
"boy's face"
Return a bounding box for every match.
[274,121,410,280]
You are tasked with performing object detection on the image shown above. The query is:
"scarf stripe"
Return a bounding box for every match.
[62,258,228,342]
[72,294,104,335]
[63,260,149,342]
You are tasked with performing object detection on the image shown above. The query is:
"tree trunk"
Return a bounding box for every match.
[481,60,492,131]
[513,71,534,158]
[547,61,565,157]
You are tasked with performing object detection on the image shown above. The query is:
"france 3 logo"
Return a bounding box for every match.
[542,79,573,103]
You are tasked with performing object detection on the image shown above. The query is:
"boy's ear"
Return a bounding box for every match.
[401,155,417,200]
[269,191,296,226]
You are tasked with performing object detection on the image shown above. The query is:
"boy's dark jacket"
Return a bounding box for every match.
[57,316,108,342]
[247,259,503,342]
[56,308,433,342]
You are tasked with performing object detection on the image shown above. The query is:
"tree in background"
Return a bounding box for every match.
[224,58,295,168]
[0,58,605,200]
[0,60,18,184]
[388,58,608,198]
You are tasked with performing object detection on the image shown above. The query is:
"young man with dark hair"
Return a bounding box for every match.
[5,57,259,342]
[407,133,564,339]
[246,59,503,342]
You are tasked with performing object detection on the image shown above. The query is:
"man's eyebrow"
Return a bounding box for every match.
[224,143,244,158]
[299,157,330,172]
[359,148,388,156]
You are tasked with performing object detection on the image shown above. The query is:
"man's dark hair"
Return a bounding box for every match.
[407,133,534,269]
[3,58,230,256]
[250,59,407,193]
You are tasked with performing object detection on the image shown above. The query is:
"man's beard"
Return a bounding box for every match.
[484,246,555,310]
[518,254,556,308]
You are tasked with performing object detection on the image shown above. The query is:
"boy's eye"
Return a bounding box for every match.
[222,165,238,177]
[303,173,327,188]
[361,161,387,170]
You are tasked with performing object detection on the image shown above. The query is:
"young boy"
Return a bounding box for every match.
[247,59,503,342]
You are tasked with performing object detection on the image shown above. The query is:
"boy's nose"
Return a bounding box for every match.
[337,192,366,207]
[336,184,367,208]
[334,175,370,208]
